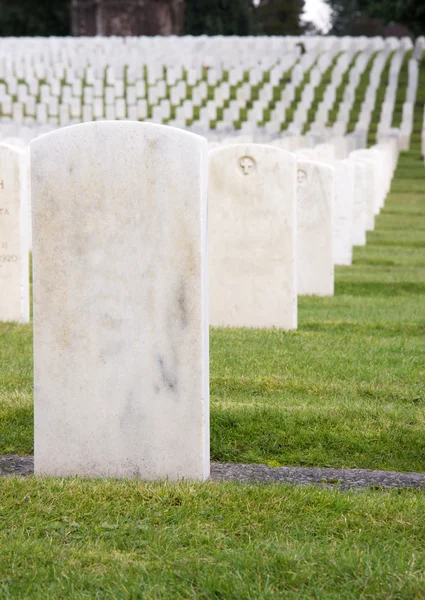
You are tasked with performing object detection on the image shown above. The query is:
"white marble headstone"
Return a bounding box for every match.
[333,159,355,266]
[0,143,29,323]
[349,151,376,231]
[296,160,335,296]
[208,144,297,329]
[350,160,367,246]
[31,121,209,481]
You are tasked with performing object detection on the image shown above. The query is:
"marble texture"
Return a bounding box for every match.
[0,143,29,323]
[296,160,335,296]
[31,121,209,481]
[208,144,297,329]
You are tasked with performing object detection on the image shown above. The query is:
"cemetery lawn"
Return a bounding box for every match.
[1,151,425,473]
[2,477,425,598]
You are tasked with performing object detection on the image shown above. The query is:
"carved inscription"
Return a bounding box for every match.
[239,156,256,176]
[297,169,307,185]
[0,255,18,262]
[0,180,4,189]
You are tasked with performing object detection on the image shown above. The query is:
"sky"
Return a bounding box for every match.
[303,0,332,33]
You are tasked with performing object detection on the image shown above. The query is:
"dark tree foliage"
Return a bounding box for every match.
[327,0,425,37]
[0,0,307,37]
[0,0,71,36]
[184,0,256,36]
[255,0,306,36]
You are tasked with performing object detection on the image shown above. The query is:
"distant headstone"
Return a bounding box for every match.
[0,143,29,323]
[297,160,335,296]
[31,121,209,481]
[333,159,355,266]
[208,144,297,329]
[350,150,377,231]
[350,160,368,246]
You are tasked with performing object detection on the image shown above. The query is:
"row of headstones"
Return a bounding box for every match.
[0,36,412,73]
[0,46,331,129]
[0,125,401,325]
[0,121,399,480]
[0,37,415,142]
[0,125,398,325]
[0,49,405,145]
[208,134,398,328]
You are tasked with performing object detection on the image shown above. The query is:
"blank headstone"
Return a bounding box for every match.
[333,159,355,266]
[0,143,29,323]
[350,151,376,231]
[297,160,335,296]
[31,121,209,481]
[351,161,367,246]
[208,144,297,329]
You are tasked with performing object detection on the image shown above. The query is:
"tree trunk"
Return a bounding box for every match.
[72,0,185,36]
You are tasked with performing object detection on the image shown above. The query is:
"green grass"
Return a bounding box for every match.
[0,323,33,454]
[2,478,425,598]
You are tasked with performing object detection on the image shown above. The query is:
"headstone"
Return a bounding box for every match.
[333,159,355,265]
[31,121,209,481]
[350,160,367,246]
[208,144,297,329]
[349,151,376,231]
[297,160,335,296]
[0,143,29,323]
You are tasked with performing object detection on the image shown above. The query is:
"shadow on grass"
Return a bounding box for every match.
[367,240,425,248]
[300,321,425,337]
[210,406,425,472]
[335,281,425,296]
[0,405,34,455]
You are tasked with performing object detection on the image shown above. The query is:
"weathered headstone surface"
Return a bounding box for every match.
[31,121,209,481]
[296,160,335,296]
[209,144,297,329]
[0,143,29,323]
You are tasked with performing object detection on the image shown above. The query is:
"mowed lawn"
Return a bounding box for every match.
[2,477,425,599]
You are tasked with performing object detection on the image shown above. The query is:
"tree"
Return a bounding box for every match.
[184,0,256,36]
[0,0,71,36]
[0,0,186,37]
[326,0,425,37]
[185,0,306,37]
[255,0,306,36]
